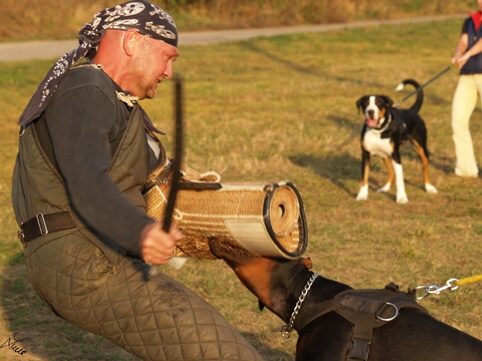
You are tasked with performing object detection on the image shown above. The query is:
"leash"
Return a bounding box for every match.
[395,65,452,107]
[414,274,482,300]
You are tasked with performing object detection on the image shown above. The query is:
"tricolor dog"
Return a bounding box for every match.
[355,79,437,204]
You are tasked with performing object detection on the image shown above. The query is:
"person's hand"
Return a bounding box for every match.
[453,53,470,69]
[140,222,183,265]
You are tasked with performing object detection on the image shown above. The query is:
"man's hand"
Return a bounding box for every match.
[140,222,183,265]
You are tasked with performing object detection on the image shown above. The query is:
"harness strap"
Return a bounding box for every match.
[339,284,427,361]
[346,312,373,361]
[293,282,428,361]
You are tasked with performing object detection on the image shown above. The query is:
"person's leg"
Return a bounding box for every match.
[26,233,264,361]
[451,75,479,177]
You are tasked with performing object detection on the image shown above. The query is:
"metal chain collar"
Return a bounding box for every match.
[281,272,319,339]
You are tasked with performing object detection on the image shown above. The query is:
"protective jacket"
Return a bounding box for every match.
[12,67,158,262]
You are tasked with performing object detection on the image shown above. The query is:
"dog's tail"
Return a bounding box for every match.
[395,79,423,113]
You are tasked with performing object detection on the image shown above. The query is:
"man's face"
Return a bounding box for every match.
[132,36,179,99]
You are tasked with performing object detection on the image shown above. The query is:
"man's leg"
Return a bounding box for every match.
[26,233,264,361]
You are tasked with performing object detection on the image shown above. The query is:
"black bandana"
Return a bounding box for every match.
[18,0,178,126]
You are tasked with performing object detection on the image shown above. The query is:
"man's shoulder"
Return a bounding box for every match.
[59,64,115,93]
[65,63,114,87]
[54,64,116,103]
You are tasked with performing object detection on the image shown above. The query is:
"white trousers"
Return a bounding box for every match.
[451,75,480,177]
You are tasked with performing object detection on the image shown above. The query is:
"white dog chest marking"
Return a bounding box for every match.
[364,130,392,157]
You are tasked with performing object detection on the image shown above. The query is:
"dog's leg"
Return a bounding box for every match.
[356,148,370,201]
[411,139,438,194]
[391,153,408,203]
[377,157,394,193]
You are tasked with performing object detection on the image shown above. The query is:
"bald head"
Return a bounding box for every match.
[94,28,179,99]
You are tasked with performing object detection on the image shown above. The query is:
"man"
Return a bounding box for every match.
[450,0,482,178]
[11,1,264,360]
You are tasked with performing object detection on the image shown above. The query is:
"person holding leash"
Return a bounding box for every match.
[450,0,482,178]
[11,1,263,360]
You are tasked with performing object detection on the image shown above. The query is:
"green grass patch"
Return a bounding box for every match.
[1,18,481,361]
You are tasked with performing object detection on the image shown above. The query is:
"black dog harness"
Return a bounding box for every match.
[293,282,428,361]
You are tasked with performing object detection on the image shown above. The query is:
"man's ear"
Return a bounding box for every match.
[123,28,140,56]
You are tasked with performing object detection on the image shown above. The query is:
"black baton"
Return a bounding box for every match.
[162,73,184,233]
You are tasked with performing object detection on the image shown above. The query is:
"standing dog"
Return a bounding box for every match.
[209,241,482,361]
[356,79,437,204]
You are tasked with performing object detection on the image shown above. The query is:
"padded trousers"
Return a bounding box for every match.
[25,232,264,361]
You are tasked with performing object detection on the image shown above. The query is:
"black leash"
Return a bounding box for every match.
[397,65,452,106]
[162,73,184,232]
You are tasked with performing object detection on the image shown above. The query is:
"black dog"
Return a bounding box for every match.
[209,241,482,361]
[355,79,437,204]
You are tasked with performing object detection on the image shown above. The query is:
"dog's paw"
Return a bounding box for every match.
[356,185,368,201]
[356,193,368,201]
[396,194,409,204]
[377,183,391,193]
[425,183,438,194]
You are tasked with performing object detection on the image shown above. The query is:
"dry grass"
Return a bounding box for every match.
[1,15,481,361]
[0,0,475,42]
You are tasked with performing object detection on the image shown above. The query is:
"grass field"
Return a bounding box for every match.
[1,17,481,361]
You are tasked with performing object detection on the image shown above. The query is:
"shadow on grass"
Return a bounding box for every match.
[290,150,438,202]
[290,152,360,197]
[238,40,386,89]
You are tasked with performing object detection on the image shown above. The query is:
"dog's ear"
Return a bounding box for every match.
[258,300,266,311]
[300,257,313,270]
[356,96,367,114]
[382,95,394,108]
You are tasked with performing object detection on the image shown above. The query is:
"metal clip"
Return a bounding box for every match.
[414,278,459,300]
[36,212,49,236]
[17,229,26,247]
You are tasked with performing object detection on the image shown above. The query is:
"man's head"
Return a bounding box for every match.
[85,0,180,99]
[94,26,179,99]
[19,0,179,125]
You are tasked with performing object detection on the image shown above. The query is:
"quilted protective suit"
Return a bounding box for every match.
[12,67,263,361]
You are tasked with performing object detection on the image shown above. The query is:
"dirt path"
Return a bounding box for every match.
[0,15,464,62]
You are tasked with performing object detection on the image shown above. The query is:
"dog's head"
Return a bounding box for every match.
[356,95,394,129]
[209,239,313,315]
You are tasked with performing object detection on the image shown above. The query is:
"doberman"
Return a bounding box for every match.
[209,240,482,361]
